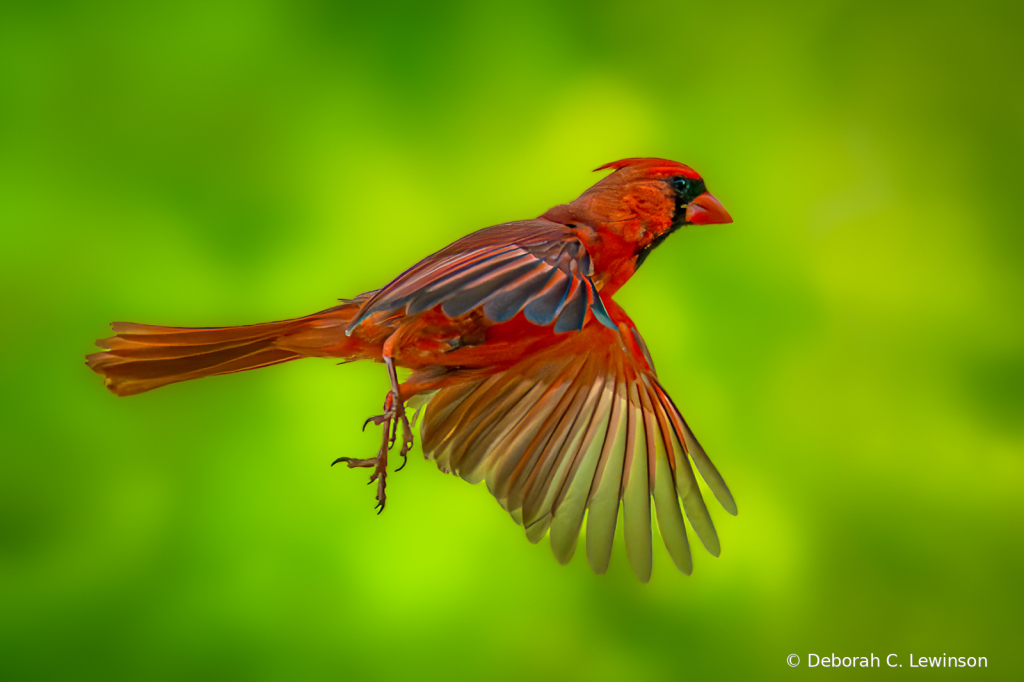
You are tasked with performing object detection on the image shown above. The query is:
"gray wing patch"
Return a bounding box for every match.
[350,239,616,334]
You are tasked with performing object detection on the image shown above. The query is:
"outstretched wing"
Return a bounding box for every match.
[348,220,615,334]
[417,310,737,582]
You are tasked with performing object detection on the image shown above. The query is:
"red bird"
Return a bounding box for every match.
[88,158,737,581]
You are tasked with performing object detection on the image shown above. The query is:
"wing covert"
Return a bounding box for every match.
[347,220,615,334]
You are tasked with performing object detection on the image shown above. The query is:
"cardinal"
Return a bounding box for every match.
[87,158,737,581]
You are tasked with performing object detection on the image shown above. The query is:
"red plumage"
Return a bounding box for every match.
[87,158,736,581]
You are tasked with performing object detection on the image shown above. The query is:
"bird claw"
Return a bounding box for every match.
[334,386,415,513]
[362,412,389,432]
[394,417,414,472]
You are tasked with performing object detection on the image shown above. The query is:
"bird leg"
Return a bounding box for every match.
[384,355,415,471]
[332,355,414,513]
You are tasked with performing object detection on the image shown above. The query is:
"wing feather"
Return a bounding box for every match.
[553,278,588,333]
[460,379,553,485]
[548,375,614,564]
[423,371,507,457]
[445,378,538,482]
[484,372,579,505]
[644,383,693,574]
[482,267,559,323]
[409,248,527,316]
[440,259,540,319]
[651,388,720,556]
[521,372,605,529]
[505,359,590,517]
[384,246,523,316]
[523,270,571,326]
[622,380,653,582]
[349,220,616,333]
[417,312,735,579]
[585,375,629,574]
[655,385,738,516]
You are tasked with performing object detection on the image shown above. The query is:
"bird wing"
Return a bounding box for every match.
[347,220,615,334]
[417,313,737,582]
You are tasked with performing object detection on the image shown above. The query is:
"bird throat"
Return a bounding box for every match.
[634,225,681,270]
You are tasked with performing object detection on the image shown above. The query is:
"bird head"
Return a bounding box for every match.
[590,156,731,225]
[562,158,731,252]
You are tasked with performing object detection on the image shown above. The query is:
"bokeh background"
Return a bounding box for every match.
[2,1,1022,679]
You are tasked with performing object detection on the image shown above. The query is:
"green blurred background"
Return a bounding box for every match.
[2,0,1022,679]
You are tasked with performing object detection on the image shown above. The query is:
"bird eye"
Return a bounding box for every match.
[671,176,706,204]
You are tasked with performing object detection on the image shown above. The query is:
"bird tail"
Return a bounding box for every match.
[87,300,370,397]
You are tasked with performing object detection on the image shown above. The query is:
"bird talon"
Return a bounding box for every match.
[336,360,409,513]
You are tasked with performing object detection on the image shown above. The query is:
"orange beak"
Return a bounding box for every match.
[685,192,733,225]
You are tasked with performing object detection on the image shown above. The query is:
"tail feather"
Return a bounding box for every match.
[87,321,308,396]
[87,299,371,397]
[104,320,304,346]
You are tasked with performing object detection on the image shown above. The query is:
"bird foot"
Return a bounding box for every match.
[333,388,415,513]
[332,450,389,513]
